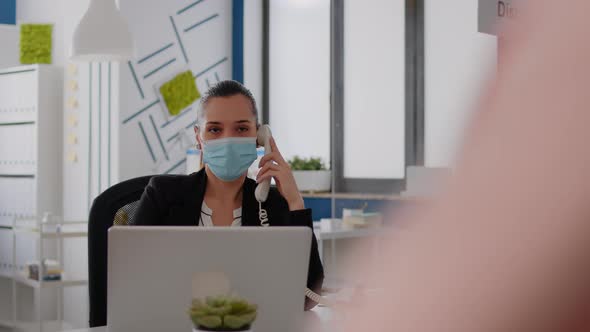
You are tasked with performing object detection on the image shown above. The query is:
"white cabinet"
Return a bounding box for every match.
[0,65,63,226]
[0,65,66,332]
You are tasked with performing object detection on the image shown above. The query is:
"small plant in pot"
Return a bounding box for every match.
[288,156,331,192]
[188,295,258,332]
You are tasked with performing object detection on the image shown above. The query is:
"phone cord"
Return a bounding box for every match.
[305,288,331,306]
[257,201,328,305]
[258,201,269,227]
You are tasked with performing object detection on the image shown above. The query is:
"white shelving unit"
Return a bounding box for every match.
[0,272,87,290]
[0,216,88,332]
[0,319,74,332]
[0,65,74,332]
[0,65,63,226]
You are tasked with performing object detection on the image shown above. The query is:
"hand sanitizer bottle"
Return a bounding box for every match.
[186,147,201,175]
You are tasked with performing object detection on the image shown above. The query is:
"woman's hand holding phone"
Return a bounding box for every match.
[256,137,304,211]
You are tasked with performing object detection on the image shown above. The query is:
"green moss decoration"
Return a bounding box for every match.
[20,24,53,64]
[159,70,201,116]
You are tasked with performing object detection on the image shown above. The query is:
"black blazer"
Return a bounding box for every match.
[132,168,324,299]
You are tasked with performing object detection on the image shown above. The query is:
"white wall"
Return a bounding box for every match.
[117,0,233,180]
[15,0,240,328]
[424,0,497,167]
[13,2,91,328]
[16,0,90,67]
[0,24,19,69]
[18,0,237,182]
[269,0,331,165]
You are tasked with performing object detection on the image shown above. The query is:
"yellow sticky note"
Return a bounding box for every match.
[68,80,78,91]
[67,63,78,76]
[67,97,78,110]
[67,133,78,145]
[67,151,78,163]
[67,114,78,127]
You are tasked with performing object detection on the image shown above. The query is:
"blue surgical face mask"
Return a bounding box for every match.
[202,137,258,182]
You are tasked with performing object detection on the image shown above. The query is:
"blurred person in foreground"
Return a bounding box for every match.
[341,0,590,331]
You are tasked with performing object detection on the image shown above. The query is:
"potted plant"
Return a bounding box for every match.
[288,156,331,192]
[188,295,258,332]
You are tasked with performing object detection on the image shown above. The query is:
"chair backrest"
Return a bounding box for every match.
[88,175,154,327]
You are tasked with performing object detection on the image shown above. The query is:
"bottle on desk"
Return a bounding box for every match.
[186,147,201,175]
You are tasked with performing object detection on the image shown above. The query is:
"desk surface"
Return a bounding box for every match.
[64,307,339,332]
[302,192,410,200]
[313,224,382,240]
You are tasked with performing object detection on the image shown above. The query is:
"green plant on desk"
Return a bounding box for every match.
[188,295,258,331]
[288,156,326,171]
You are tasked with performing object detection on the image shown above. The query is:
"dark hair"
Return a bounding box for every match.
[197,80,258,126]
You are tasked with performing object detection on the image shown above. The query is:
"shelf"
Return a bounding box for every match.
[0,270,87,289]
[18,320,74,331]
[12,222,88,238]
[0,269,12,279]
[0,121,36,126]
[313,225,383,240]
[40,231,87,239]
[0,174,35,178]
[0,319,73,331]
[302,192,408,201]
[0,65,39,75]
[12,228,88,239]
[15,275,87,289]
[0,318,15,328]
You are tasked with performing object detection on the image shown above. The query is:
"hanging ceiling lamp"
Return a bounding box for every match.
[70,0,134,61]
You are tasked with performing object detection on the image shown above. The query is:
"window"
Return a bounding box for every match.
[268,0,331,165]
[424,0,497,167]
[342,0,406,179]
[266,0,423,194]
[333,0,417,193]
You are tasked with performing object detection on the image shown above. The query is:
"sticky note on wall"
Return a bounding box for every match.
[67,114,78,127]
[159,70,200,116]
[68,80,78,91]
[67,133,78,145]
[67,151,78,163]
[20,23,53,64]
[67,63,78,76]
[67,96,79,110]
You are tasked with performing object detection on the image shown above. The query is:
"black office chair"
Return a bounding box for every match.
[88,175,154,328]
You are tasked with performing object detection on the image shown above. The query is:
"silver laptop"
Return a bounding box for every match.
[108,226,311,332]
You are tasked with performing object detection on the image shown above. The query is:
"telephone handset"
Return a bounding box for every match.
[255,125,272,227]
[254,125,330,306]
[255,125,272,203]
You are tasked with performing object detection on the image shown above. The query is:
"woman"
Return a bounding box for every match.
[132,80,324,310]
